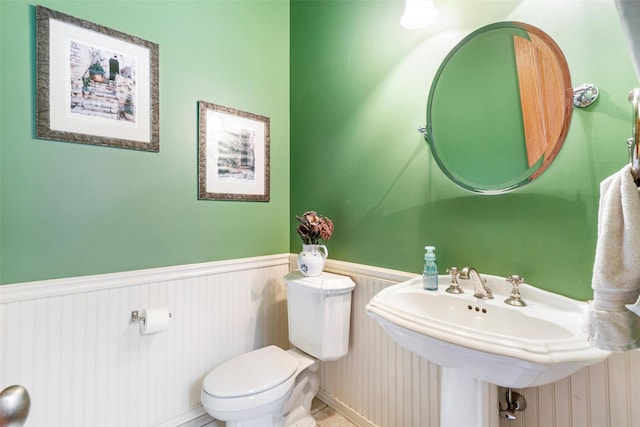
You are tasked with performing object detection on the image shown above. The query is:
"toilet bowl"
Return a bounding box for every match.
[200,271,355,427]
[201,346,317,427]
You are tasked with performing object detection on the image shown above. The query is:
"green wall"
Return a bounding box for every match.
[3,0,636,301]
[0,0,290,284]
[290,0,637,300]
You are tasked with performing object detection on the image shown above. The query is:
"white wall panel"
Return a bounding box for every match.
[3,257,640,427]
[0,256,291,427]
[316,265,443,427]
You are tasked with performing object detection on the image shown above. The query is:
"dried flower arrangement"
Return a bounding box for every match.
[295,211,334,245]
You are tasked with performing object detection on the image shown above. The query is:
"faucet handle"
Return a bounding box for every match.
[505,275,527,307]
[445,267,463,294]
[507,275,525,286]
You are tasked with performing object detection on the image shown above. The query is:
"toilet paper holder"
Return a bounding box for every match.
[130,309,172,323]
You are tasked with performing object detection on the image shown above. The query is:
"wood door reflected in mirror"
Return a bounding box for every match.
[425,22,573,194]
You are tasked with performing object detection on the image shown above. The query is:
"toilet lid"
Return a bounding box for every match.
[203,345,298,398]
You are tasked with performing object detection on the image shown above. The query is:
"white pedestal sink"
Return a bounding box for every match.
[365,274,611,426]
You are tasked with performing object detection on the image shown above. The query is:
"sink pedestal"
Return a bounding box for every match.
[441,368,498,427]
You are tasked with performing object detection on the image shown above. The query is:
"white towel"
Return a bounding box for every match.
[587,164,640,351]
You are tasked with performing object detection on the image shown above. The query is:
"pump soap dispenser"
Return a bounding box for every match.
[423,246,438,291]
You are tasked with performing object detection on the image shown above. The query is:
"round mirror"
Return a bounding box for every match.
[425,22,573,194]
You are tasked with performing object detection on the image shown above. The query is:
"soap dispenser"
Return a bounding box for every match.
[423,246,438,291]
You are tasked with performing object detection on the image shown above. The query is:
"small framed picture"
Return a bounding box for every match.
[36,5,160,152]
[198,101,270,201]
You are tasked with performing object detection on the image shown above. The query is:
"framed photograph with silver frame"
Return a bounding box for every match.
[36,5,159,152]
[198,101,270,202]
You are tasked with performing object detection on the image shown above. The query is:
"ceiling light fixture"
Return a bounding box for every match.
[400,0,439,29]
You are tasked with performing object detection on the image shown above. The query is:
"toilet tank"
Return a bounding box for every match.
[285,271,356,361]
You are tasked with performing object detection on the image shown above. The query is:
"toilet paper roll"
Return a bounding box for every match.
[140,307,171,335]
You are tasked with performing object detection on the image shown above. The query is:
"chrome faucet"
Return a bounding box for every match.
[459,266,493,299]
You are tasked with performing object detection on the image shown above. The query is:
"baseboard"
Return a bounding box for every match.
[316,389,377,427]
[155,392,374,427]
[152,404,213,427]
[161,393,374,427]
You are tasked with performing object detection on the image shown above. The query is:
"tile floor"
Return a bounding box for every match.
[311,398,356,427]
[179,398,356,427]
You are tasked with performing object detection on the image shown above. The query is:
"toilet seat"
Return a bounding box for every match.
[204,345,298,397]
[201,346,299,413]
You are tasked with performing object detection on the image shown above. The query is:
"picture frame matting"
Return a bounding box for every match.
[198,101,270,202]
[35,5,160,152]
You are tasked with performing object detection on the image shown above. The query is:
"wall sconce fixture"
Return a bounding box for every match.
[401,0,438,29]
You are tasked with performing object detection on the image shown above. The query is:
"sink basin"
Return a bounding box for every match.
[365,274,610,388]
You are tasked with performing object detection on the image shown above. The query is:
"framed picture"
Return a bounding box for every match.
[36,5,159,152]
[198,101,270,202]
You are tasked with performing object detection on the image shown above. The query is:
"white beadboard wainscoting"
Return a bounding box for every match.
[2,256,640,427]
[0,255,292,427]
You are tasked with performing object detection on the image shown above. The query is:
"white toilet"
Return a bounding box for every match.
[200,270,356,427]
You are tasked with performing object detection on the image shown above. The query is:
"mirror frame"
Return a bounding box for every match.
[425,22,573,194]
